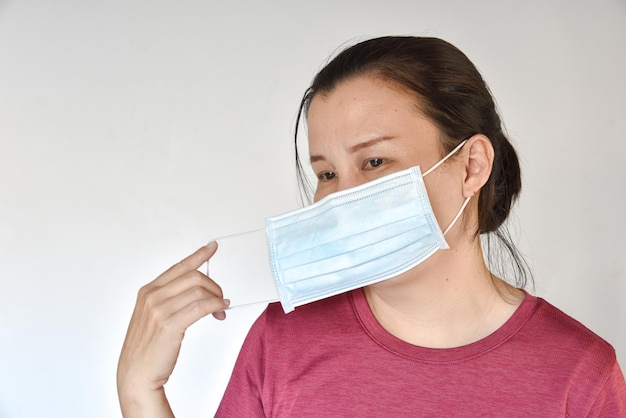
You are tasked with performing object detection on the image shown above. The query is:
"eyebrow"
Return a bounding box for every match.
[310,136,396,164]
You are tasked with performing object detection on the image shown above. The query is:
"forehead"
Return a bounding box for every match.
[306,76,440,150]
[308,76,419,119]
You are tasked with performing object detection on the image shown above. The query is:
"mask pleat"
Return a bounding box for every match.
[286,242,442,306]
[278,223,442,284]
[273,211,430,270]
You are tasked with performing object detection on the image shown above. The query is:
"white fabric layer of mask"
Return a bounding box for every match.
[206,229,279,310]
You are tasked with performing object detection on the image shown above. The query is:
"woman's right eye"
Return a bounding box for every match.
[318,171,336,181]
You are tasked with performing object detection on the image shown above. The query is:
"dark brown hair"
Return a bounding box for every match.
[294,36,531,288]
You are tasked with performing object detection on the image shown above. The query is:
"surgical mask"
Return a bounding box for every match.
[208,140,470,313]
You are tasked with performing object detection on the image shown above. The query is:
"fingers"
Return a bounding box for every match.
[153,242,218,287]
[160,268,224,300]
[150,275,228,322]
[133,242,230,334]
[164,293,230,330]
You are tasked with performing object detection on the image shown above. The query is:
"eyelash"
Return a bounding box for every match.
[363,158,384,169]
[318,171,336,181]
[317,158,386,182]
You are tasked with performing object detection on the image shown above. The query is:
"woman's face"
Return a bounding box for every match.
[306,75,466,232]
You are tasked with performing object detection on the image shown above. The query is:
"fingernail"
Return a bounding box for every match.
[223,299,231,308]
[206,240,217,250]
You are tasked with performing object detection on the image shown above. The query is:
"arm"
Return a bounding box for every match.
[116,242,230,417]
[587,359,626,417]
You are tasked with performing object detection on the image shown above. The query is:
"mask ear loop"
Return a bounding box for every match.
[422,139,469,177]
[421,138,471,236]
[442,196,471,235]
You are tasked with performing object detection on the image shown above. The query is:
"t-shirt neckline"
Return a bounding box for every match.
[350,288,538,363]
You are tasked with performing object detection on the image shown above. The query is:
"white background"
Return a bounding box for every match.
[1,1,625,417]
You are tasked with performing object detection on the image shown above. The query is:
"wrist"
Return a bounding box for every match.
[118,383,174,418]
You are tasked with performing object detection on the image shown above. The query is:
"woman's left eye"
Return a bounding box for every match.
[364,158,384,169]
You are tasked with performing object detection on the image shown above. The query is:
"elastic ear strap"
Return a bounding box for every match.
[443,196,471,236]
[423,139,469,177]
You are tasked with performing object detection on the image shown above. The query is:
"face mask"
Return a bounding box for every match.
[266,140,470,313]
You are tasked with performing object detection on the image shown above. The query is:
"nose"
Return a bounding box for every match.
[337,174,365,193]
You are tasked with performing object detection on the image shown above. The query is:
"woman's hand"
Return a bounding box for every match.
[117,242,229,418]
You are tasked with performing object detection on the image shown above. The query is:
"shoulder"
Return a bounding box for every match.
[245,290,359,348]
[521,295,621,394]
[231,291,366,390]
[528,295,616,361]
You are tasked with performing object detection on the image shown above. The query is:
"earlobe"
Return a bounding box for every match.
[462,135,494,198]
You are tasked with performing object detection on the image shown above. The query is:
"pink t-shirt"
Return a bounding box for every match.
[216,290,626,417]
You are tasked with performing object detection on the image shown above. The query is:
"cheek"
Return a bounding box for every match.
[423,174,463,228]
[313,186,327,203]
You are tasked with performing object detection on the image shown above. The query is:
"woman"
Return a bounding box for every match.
[117,37,626,416]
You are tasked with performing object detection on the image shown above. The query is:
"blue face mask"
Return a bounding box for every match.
[266,140,470,313]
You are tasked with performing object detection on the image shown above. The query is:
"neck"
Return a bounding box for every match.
[364,237,523,348]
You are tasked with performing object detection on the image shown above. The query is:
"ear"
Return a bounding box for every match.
[461,135,494,198]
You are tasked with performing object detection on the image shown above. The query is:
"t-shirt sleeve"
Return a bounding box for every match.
[215,309,268,417]
[587,359,626,417]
